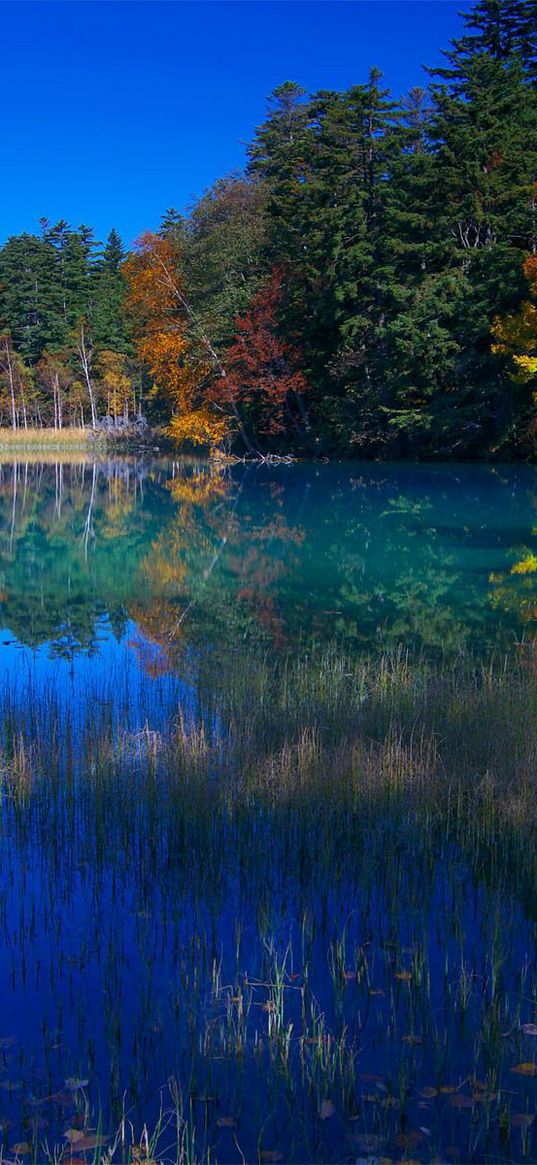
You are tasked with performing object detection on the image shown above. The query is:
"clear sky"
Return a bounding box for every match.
[0,1,470,247]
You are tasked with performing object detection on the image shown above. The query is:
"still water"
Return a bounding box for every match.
[1,456,537,669]
[0,456,536,1164]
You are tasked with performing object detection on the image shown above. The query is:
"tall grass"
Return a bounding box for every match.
[1,647,537,1162]
[0,426,99,452]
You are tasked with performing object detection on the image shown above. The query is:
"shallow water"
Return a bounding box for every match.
[0,456,536,1163]
[1,456,537,673]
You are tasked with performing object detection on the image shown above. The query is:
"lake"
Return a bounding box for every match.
[1,456,537,669]
[0,455,536,1164]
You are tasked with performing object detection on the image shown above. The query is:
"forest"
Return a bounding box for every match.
[0,0,536,458]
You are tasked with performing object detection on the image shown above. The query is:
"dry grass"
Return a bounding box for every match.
[0,426,100,453]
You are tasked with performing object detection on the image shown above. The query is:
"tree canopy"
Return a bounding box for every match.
[0,0,536,457]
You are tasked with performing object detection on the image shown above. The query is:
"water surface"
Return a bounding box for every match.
[0,456,536,1164]
[1,456,537,675]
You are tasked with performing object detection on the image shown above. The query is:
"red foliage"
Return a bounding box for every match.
[214,268,308,436]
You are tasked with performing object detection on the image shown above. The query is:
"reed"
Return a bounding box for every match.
[1,646,536,1162]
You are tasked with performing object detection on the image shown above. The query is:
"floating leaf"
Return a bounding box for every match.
[511,1062,537,1076]
[320,1098,335,1120]
[260,1151,284,1163]
[395,1130,424,1149]
[217,1117,235,1128]
[64,1129,85,1144]
[394,971,412,981]
[11,1145,31,1156]
[522,1024,537,1036]
[64,1077,89,1091]
[419,1087,438,1098]
[67,1135,110,1151]
[511,1113,535,1128]
[402,1034,422,1045]
[450,1094,474,1109]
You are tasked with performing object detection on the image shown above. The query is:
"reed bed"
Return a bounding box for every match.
[0,647,536,1163]
[0,426,98,452]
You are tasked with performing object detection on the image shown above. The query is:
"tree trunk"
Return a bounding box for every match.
[77,324,97,428]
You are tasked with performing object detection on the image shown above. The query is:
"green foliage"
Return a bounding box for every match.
[161,176,268,350]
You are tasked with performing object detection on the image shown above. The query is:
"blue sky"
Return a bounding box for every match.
[0,1,469,247]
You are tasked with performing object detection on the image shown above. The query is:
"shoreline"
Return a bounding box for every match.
[0,426,535,467]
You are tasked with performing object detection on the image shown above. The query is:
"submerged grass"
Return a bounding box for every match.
[0,646,537,1162]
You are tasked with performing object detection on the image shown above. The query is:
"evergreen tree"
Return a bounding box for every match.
[91,228,131,351]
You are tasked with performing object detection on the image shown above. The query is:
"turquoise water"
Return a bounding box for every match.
[0,457,536,676]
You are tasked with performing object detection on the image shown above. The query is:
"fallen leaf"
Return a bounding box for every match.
[512,1063,537,1076]
[320,1098,335,1120]
[394,971,412,981]
[217,1117,235,1128]
[511,1113,535,1128]
[64,1129,85,1144]
[419,1086,438,1098]
[395,1130,424,1149]
[67,1135,110,1151]
[449,1094,474,1109]
[522,1024,537,1036]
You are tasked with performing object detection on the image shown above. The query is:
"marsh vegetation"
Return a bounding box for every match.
[0,456,536,1163]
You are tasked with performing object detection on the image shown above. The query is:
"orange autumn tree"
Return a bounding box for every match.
[123,232,228,447]
[492,255,537,388]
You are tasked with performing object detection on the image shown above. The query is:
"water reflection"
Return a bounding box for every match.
[0,456,537,678]
[0,456,537,1161]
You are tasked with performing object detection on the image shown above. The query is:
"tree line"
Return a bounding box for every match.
[0,0,536,457]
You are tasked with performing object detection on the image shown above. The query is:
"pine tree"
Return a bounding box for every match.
[91,229,131,351]
[438,0,537,84]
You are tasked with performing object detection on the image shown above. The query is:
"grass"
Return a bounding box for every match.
[0,427,99,453]
[0,646,537,1162]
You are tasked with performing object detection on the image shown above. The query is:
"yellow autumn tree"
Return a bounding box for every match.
[95,350,133,421]
[123,232,228,448]
[492,256,537,384]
